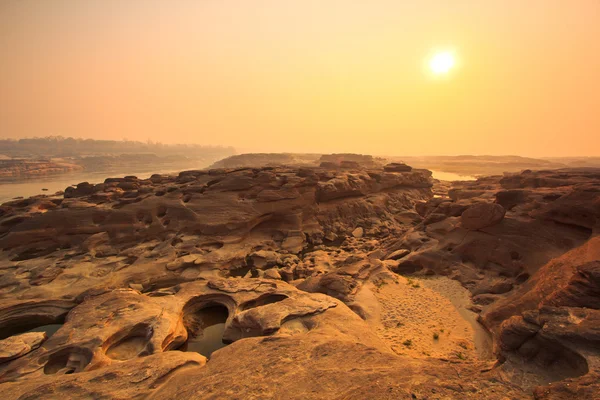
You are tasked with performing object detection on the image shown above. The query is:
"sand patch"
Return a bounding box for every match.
[366,276,479,361]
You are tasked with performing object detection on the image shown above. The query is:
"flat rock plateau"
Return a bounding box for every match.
[0,155,599,399]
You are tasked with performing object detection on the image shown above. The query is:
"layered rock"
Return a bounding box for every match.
[1,164,599,399]
[0,278,527,399]
[0,164,432,338]
[381,168,600,397]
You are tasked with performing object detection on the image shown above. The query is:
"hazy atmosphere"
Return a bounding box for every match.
[1,3,600,400]
[1,0,598,156]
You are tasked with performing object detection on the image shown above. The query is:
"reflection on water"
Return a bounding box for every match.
[430,170,477,182]
[184,323,228,357]
[182,306,229,358]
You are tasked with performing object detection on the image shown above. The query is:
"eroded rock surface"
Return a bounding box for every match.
[0,332,46,364]
[0,164,599,399]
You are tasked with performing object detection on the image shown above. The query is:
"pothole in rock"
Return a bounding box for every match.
[43,347,93,375]
[229,266,257,278]
[180,305,229,358]
[106,324,153,361]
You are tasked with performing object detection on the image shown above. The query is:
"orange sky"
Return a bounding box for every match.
[0,1,599,156]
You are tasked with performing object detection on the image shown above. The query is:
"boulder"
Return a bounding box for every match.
[351,227,364,238]
[64,182,96,198]
[263,269,282,280]
[461,202,506,230]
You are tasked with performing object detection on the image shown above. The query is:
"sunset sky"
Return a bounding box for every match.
[1,1,599,156]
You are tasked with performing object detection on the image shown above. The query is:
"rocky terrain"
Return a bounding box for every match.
[0,160,598,399]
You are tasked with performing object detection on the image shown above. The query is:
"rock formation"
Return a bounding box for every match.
[0,162,598,399]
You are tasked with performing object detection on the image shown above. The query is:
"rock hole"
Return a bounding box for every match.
[229,266,253,278]
[199,242,224,251]
[156,205,168,218]
[181,305,229,358]
[515,272,530,284]
[393,261,423,275]
[43,348,92,375]
[106,325,153,361]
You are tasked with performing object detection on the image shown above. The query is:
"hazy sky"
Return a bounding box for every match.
[1,1,599,156]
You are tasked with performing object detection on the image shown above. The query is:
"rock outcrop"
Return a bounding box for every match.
[0,163,599,399]
[461,202,506,230]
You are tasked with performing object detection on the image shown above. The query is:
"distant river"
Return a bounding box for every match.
[430,170,477,182]
[0,168,187,204]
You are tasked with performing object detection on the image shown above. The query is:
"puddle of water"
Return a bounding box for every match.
[420,277,493,360]
[26,324,63,338]
[183,323,227,357]
[182,306,229,358]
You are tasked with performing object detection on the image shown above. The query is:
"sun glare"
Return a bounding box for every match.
[429,51,456,75]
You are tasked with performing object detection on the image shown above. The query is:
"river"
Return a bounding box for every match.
[430,170,477,182]
[0,168,188,204]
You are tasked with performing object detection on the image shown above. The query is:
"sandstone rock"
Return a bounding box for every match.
[340,161,360,169]
[319,161,338,169]
[423,212,447,225]
[351,227,364,238]
[495,189,530,210]
[0,332,46,364]
[263,269,282,280]
[248,251,281,269]
[384,163,412,172]
[461,202,506,230]
[64,182,96,198]
[530,188,600,229]
[1,164,598,399]
[386,249,410,260]
[282,231,306,253]
[498,316,540,351]
[543,261,600,308]
[324,232,338,242]
[448,189,485,201]
[129,283,144,291]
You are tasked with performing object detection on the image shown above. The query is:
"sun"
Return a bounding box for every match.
[429,51,456,75]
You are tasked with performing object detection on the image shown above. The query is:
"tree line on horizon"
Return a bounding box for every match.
[0,136,236,159]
